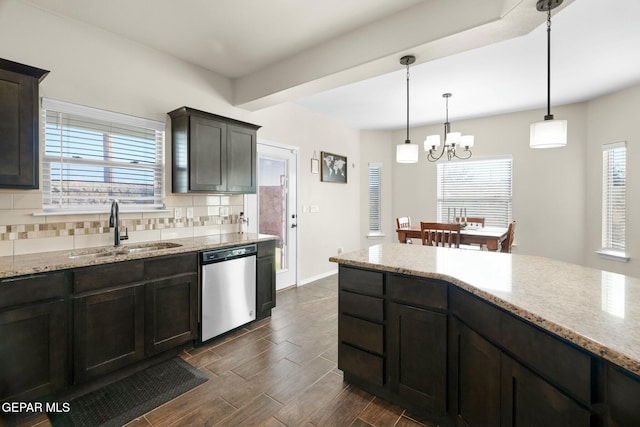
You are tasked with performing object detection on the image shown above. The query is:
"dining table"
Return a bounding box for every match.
[396,225,509,251]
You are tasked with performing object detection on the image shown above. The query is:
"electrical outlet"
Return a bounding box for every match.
[186,207,193,219]
[337,247,343,254]
[174,208,183,219]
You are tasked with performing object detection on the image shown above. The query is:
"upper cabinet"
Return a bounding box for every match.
[168,107,260,194]
[0,58,49,189]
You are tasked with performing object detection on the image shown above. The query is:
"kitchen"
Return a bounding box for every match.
[1,0,640,426]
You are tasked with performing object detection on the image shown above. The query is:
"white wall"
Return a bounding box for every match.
[0,0,360,284]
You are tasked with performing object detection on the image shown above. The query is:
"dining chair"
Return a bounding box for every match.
[396,217,412,243]
[456,217,485,227]
[420,222,461,248]
[501,221,516,253]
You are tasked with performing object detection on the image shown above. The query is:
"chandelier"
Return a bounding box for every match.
[424,93,474,162]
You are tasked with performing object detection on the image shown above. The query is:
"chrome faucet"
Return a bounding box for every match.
[109,199,128,246]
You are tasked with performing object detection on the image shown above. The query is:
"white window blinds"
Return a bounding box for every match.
[42,98,165,212]
[437,157,512,227]
[368,163,382,234]
[602,142,626,251]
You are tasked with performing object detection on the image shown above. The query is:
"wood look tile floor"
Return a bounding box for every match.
[20,275,437,427]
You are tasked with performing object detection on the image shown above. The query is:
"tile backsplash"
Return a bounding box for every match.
[0,192,245,257]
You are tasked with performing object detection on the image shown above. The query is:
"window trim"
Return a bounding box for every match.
[40,98,166,214]
[367,162,384,238]
[598,141,627,261]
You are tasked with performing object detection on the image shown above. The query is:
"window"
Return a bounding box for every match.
[42,99,165,212]
[601,142,626,253]
[437,157,512,227]
[368,163,382,235]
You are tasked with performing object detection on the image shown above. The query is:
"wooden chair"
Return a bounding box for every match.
[456,217,485,227]
[456,216,486,250]
[501,221,516,253]
[420,222,461,248]
[396,217,411,229]
[396,217,413,243]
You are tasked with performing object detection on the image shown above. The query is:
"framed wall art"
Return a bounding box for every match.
[320,151,347,183]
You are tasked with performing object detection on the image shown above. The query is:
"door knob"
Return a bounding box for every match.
[291,223,297,228]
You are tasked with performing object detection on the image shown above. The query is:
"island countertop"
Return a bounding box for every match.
[330,243,640,377]
[0,233,277,279]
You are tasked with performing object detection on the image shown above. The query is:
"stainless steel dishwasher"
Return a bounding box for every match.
[200,244,257,342]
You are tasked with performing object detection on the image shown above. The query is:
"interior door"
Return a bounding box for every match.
[248,142,298,290]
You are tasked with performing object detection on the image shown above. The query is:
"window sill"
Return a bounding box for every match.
[595,249,630,262]
[366,233,386,239]
[33,208,170,217]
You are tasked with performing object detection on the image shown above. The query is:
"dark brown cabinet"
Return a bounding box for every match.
[73,283,145,383]
[169,107,260,194]
[73,253,198,383]
[501,355,593,427]
[0,58,49,189]
[257,240,277,319]
[0,272,69,402]
[605,366,640,426]
[449,319,501,427]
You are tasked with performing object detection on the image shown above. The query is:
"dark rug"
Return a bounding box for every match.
[48,358,208,427]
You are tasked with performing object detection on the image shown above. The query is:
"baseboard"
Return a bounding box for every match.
[299,269,338,286]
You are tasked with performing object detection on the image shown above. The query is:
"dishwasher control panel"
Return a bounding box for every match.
[200,244,257,264]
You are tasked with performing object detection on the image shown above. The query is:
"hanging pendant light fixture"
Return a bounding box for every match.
[396,55,419,163]
[530,0,567,148]
[424,93,474,162]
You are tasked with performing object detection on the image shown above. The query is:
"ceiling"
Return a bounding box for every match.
[20,0,640,130]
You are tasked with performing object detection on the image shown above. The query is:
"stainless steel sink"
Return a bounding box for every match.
[68,242,182,259]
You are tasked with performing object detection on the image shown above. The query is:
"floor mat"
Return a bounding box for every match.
[48,357,208,427]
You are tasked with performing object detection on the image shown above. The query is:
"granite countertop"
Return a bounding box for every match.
[330,243,640,377]
[0,233,278,279]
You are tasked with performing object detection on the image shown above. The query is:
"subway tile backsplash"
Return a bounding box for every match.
[0,192,245,256]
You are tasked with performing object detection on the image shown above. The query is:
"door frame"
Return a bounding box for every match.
[247,139,299,290]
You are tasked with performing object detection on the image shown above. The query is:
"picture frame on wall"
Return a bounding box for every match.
[320,151,347,183]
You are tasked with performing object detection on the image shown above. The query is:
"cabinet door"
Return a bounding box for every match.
[501,355,593,427]
[226,124,256,193]
[449,320,501,427]
[0,300,68,401]
[0,67,41,188]
[256,255,276,319]
[189,116,226,192]
[145,273,197,355]
[606,366,640,427]
[74,285,145,383]
[389,302,447,413]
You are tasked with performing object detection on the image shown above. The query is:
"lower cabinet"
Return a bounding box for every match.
[449,320,501,427]
[145,273,198,355]
[389,302,447,413]
[73,253,198,384]
[257,240,276,319]
[73,284,145,383]
[0,272,69,402]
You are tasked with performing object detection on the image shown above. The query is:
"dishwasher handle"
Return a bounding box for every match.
[200,244,257,264]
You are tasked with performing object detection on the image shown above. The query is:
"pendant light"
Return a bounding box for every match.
[425,93,474,162]
[530,0,567,148]
[396,55,419,163]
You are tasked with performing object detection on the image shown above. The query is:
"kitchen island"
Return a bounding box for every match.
[330,243,640,427]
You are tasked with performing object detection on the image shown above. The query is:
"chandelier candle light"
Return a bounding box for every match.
[530,0,567,148]
[396,55,419,164]
[425,93,474,162]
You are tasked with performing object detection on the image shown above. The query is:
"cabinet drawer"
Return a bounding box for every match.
[450,287,501,345]
[339,343,384,387]
[339,314,384,354]
[340,290,384,322]
[501,313,592,405]
[340,266,383,296]
[387,274,447,310]
[74,260,145,294]
[0,271,69,308]
[145,253,197,280]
